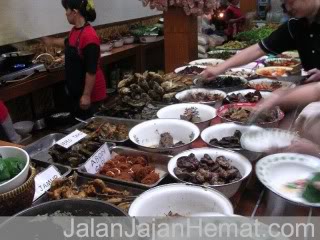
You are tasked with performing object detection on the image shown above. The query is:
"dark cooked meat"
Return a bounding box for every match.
[174,154,242,185]
[223,107,278,123]
[158,132,185,148]
[182,92,223,102]
[209,130,242,148]
[203,76,244,88]
[226,91,263,104]
[179,66,204,75]
[159,132,174,148]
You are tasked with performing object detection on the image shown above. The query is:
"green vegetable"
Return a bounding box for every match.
[302,172,320,203]
[235,25,278,45]
[0,157,25,182]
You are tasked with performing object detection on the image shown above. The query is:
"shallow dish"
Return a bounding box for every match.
[157,103,217,131]
[189,58,225,66]
[256,153,320,207]
[113,39,124,48]
[128,184,234,217]
[240,128,299,153]
[0,147,30,194]
[100,42,113,52]
[167,148,252,198]
[248,78,296,92]
[174,65,206,75]
[201,123,263,162]
[217,103,285,128]
[264,58,301,68]
[123,36,135,44]
[13,121,34,136]
[175,88,226,108]
[129,119,200,155]
[226,89,272,103]
[256,67,293,78]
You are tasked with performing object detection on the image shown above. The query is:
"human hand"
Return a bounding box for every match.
[200,66,224,81]
[304,68,320,83]
[251,90,283,118]
[80,95,91,110]
[268,138,320,157]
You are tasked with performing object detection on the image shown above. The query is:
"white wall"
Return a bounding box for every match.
[0,0,160,46]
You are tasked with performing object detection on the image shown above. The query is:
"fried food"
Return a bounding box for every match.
[99,155,160,185]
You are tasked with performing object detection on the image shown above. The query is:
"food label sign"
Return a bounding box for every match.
[84,143,110,174]
[56,130,87,149]
[33,166,62,201]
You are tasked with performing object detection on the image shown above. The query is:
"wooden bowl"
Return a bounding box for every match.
[0,166,36,216]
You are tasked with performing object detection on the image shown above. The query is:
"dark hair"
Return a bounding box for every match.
[62,0,96,22]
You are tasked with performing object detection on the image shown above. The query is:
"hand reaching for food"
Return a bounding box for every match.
[200,66,224,81]
[304,68,320,83]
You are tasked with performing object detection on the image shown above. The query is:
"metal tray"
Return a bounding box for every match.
[65,116,142,143]
[33,175,146,210]
[24,132,115,170]
[24,133,66,162]
[78,146,171,189]
[31,159,72,178]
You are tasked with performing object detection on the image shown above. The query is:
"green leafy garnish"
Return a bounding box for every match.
[0,157,26,182]
[302,172,320,203]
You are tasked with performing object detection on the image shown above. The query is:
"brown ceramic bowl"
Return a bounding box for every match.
[0,166,36,216]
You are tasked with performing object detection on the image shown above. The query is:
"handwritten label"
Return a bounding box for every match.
[33,166,62,201]
[84,143,111,174]
[56,130,87,149]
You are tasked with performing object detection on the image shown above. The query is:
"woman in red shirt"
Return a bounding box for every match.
[225,0,245,40]
[43,0,106,118]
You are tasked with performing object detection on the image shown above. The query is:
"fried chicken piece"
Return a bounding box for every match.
[141,172,160,185]
[117,172,134,182]
[134,166,154,182]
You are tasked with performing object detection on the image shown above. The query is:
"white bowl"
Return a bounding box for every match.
[128,184,234,217]
[241,128,299,153]
[175,88,226,108]
[168,148,252,198]
[189,58,225,66]
[13,121,34,136]
[157,103,217,131]
[139,35,158,43]
[264,58,300,67]
[123,36,135,44]
[100,42,113,52]
[201,123,263,162]
[0,147,30,193]
[256,153,320,207]
[174,65,206,75]
[113,39,124,48]
[129,119,200,155]
[248,78,296,91]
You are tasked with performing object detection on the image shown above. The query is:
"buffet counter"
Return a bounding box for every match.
[0,39,164,102]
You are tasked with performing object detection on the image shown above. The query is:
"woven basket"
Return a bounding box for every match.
[0,166,36,216]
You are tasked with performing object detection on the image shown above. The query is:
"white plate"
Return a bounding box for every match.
[256,66,293,78]
[189,58,225,66]
[168,148,252,198]
[248,78,296,91]
[227,89,272,99]
[241,129,299,153]
[128,183,234,217]
[175,88,227,106]
[157,103,216,131]
[256,153,320,207]
[281,51,299,59]
[174,65,206,74]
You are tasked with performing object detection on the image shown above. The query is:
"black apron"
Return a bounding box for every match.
[64,24,93,119]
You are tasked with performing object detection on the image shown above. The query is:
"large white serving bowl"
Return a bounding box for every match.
[128,183,234,217]
[167,148,252,198]
[0,147,30,194]
[129,119,200,155]
[248,78,296,91]
[201,123,263,162]
[157,103,217,131]
[175,88,227,108]
[174,65,206,75]
[256,153,320,207]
